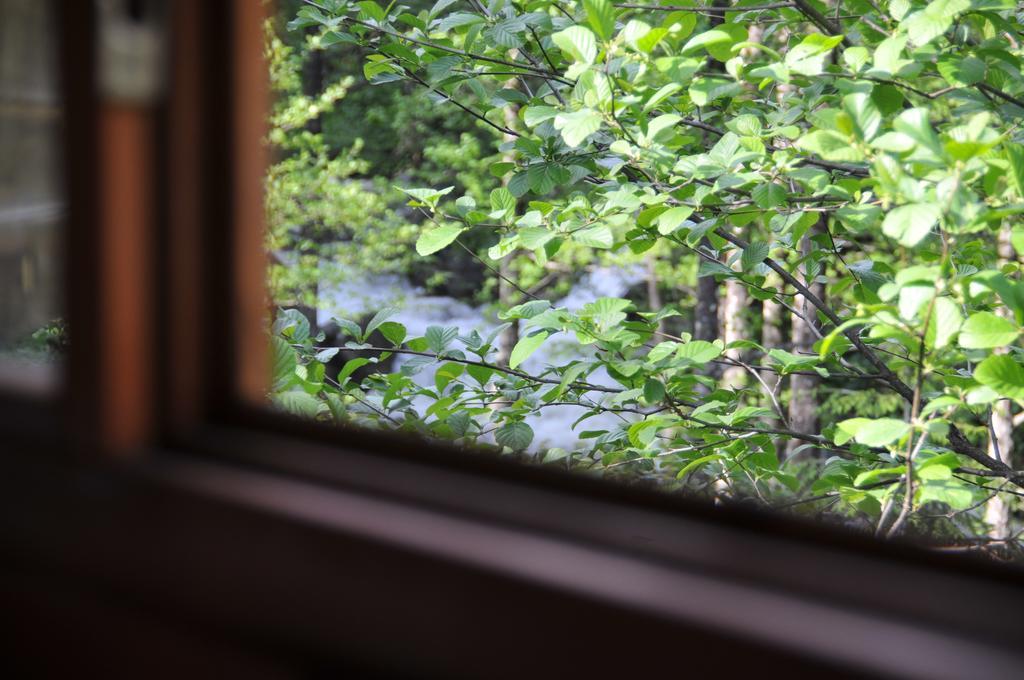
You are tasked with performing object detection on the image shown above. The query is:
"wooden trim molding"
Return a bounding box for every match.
[230,0,270,406]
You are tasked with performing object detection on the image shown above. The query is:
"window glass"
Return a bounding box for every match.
[265,1,1024,559]
[0,0,64,391]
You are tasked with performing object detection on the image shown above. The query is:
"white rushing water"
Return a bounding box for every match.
[318,264,645,451]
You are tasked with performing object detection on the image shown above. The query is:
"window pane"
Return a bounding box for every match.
[264,2,1024,559]
[0,0,64,391]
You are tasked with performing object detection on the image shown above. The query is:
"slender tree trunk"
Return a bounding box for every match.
[786,222,825,459]
[986,225,1015,539]
[646,254,665,336]
[761,271,785,427]
[695,0,728,373]
[720,228,749,388]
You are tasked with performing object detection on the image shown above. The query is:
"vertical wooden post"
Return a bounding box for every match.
[231,0,269,406]
[97,104,155,452]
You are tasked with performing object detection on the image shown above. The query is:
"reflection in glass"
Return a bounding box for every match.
[0,0,64,390]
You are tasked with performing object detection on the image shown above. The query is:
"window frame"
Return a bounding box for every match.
[4,1,1024,676]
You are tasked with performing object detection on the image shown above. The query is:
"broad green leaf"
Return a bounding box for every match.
[337,357,370,387]
[959,311,1020,349]
[676,454,725,479]
[974,355,1024,400]
[926,297,963,349]
[836,417,910,447]
[740,241,770,271]
[496,421,534,450]
[918,478,974,510]
[523,105,559,127]
[554,108,603,148]
[844,92,881,141]
[315,348,340,363]
[552,25,597,64]
[676,340,722,364]
[656,206,693,235]
[643,378,665,404]
[509,331,549,369]
[751,182,786,209]
[1007,144,1024,199]
[425,325,458,353]
[882,203,939,247]
[490,187,516,216]
[272,336,297,391]
[786,33,844,76]
[377,321,407,346]
[416,224,463,255]
[573,224,614,248]
[583,0,616,40]
[274,390,321,418]
[902,0,969,46]
[936,55,986,86]
[796,130,862,162]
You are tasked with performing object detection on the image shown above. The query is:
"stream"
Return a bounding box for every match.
[318,265,645,451]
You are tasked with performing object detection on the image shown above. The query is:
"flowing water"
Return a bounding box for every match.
[318,265,645,451]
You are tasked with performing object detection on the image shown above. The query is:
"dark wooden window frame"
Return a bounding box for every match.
[3,2,1024,677]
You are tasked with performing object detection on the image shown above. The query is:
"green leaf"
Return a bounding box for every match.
[315,348,340,363]
[751,182,786,209]
[583,0,616,40]
[795,130,862,162]
[466,363,493,386]
[490,187,516,216]
[551,25,597,64]
[425,325,458,353]
[377,321,407,346]
[902,0,969,46]
[643,378,665,404]
[524,105,559,127]
[509,331,549,369]
[1007,144,1024,199]
[893,108,943,158]
[416,224,463,255]
[573,224,614,248]
[272,336,297,391]
[926,297,962,349]
[974,355,1024,400]
[676,340,722,364]
[843,92,881,141]
[918,478,974,510]
[836,417,910,447]
[496,421,534,450]
[656,206,693,235]
[676,454,725,479]
[936,55,986,86]
[785,33,844,76]
[337,357,370,386]
[959,311,1020,349]
[882,203,939,247]
[274,390,321,418]
[554,108,603,148]
[682,24,744,61]
[276,308,311,342]
[740,241,770,271]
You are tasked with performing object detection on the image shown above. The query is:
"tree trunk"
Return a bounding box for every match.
[761,271,785,427]
[720,227,749,389]
[986,225,1016,539]
[646,254,665,336]
[786,223,824,459]
[694,264,719,344]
